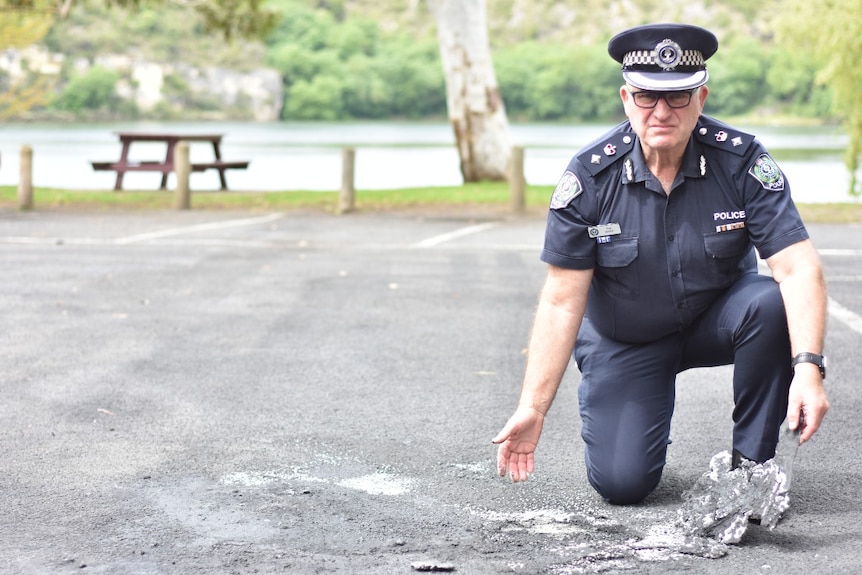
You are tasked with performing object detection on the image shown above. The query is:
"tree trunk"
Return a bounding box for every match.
[427,0,512,182]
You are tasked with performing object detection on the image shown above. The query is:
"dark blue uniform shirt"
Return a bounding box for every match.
[542,115,809,343]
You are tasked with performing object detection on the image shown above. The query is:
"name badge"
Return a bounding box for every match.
[588,223,622,239]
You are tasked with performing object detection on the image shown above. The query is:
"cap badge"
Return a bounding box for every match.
[604,143,617,156]
[655,39,682,70]
[715,131,728,142]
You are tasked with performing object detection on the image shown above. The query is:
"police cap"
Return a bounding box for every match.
[608,23,718,91]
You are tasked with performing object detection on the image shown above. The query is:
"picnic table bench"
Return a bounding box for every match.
[91,133,249,191]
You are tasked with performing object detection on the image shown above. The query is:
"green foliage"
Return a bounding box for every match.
[704,38,767,116]
[262,1,833,124]
[283,75,345,120]
[91,0,278,41]
[193,0,279,41]
[773,0,862,195]
[765,49,832,117]
[44,3,264,71]
[495,43,622,121]
[23,0,844,129]
[689,36,833,120]
[265,0,445,120]
[51,66,123,113]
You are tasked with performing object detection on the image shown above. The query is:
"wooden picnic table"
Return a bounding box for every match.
[91,132,249,191]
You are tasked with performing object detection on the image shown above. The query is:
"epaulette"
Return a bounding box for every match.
[576,131,636,176]
[695,120,755,156]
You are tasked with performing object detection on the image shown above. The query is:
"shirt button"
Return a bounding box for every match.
[672,270,680,277]
[668,235,675,242]
[677,303,685,309]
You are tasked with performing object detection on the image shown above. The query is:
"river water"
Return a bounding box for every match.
[0,121,857,203]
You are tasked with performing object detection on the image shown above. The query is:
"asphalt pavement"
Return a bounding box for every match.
[1,208,860,574]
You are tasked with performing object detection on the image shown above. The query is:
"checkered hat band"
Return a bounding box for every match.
[622,49,705,69]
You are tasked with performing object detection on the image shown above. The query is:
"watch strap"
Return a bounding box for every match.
[791,352,826,379]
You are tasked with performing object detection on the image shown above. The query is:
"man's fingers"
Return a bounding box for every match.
[498,447,529,482]
[504,452,533,483]
[787,404,803,431]
[799,408,826,444]
[492,420,517,445]
[508,459,523,482]
[496,445,508,477]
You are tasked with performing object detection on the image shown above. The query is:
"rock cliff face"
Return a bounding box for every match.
[106,58,284,121]
[1,46,283,121]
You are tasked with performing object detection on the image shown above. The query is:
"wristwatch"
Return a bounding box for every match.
[791,352,827,379]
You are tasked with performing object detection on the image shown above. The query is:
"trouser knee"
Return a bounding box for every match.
[585,455,663,505]
[738,278,789,343]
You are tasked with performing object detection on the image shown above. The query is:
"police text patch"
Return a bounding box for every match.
[748,154,785,192]
[550,171,583,209]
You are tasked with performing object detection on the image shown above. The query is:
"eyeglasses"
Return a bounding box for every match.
[629,89,697,109]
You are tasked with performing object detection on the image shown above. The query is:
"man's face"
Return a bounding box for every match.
[620,85,708,153]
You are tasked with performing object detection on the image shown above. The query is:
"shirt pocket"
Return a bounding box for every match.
[702,230,751,286]
[595,237,639,299]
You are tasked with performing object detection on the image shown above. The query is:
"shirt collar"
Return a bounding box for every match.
[680,137,707,179]
[621,133,707,188]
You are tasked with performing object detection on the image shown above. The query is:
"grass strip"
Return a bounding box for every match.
[1,185,860,222]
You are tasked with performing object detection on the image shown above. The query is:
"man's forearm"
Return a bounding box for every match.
[780,268,827,356]
[517,301,583,414]
[772,242,827,356]
[517,266,593,415]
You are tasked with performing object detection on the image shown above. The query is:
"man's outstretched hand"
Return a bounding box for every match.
[491,406,545,482]
[786,365,830,444]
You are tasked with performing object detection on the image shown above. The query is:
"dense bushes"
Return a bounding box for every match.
[266,1,832,123]
[265,2,446,120]
[494,43,623,121]
[51,66,127,115]
[41,0,833,123]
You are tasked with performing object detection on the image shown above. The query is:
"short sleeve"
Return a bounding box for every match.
[740,147,809,259]
[541,162,597,270]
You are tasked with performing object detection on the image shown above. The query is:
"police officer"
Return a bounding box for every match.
[492,23,830,504]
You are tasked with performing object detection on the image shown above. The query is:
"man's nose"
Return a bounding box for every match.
[652,96,674,115]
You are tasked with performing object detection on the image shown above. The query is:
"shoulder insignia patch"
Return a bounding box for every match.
[550,170,582,209]
[577,132,636,176]
[696,123,754,156]
[748,153,785,192]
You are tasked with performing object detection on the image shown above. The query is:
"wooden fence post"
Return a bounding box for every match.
[509,145,526,214]
[173,141,191,210]
[18,145,34,211]
[338,147,356,215]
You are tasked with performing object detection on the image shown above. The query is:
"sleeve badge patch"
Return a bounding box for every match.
[550,170,583,209]
[748,154,785,192]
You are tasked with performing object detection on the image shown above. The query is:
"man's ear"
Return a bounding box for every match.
[619,85,630,104]
[698,85,709,108]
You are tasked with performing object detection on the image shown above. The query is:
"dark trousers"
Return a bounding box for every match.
[574,273,792,504]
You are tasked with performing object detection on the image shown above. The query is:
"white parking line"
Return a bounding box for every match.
[413,222,499,248]
[819,249,862,257]
[828,297,862,335]
[114,213,284,245]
